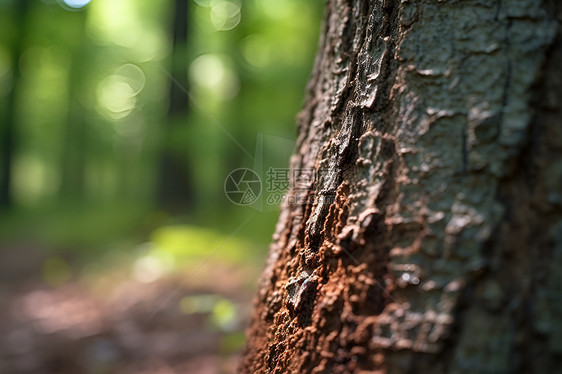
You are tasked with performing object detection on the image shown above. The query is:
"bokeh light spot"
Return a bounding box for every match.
[96,64,145,120]
[211,299,237,331]
[210,1,241,31]
[190,54,239,99]
[241,34,273,68]
[193,0,212,7]
[60,0,92,9]
[114,63,146,95]
[97,80,136,118]
[132,250,174,283]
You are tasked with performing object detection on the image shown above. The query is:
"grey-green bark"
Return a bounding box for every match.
[240,0,562,373]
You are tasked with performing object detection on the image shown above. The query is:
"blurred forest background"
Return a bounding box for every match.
[0,0,323,372]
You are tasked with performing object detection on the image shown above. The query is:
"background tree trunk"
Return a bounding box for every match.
[0,0,29,209]
[240,0,561,373]
[59,10,88,201]
[157,0,194,212]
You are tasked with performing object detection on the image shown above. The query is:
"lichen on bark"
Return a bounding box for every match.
[240,0,562,373]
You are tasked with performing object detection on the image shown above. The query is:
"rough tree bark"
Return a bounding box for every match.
[240,0,561,373]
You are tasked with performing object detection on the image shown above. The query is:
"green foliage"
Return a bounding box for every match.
[0,2,324,368]
[150,223,261,265]
[0,0,323,271]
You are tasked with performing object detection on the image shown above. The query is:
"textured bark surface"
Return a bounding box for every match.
[240,0,561,373]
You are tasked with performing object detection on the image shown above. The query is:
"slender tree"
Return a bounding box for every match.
[241,0,561,373]
[0,0,29,209]
[59,9,89,201]
[157,0,194,212]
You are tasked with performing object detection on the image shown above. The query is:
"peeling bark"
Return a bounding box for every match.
[240,0,562,373]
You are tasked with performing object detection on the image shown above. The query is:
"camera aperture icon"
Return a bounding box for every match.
[224,168,262,206]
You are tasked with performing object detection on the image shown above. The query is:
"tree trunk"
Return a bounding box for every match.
[157,0,194,212]
[0,0,29,209]
[59,10,88,201]
[240,0,561,373]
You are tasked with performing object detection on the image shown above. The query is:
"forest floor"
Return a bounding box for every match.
[0,242,259,374]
